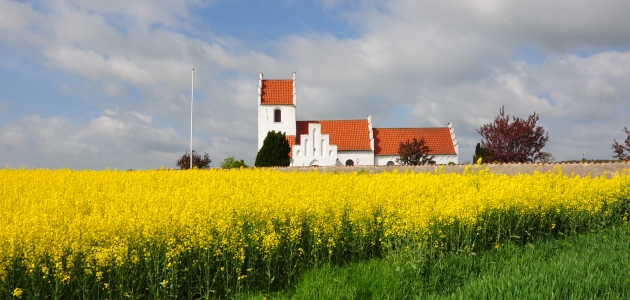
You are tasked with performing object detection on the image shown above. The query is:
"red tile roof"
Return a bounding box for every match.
[373,128,456,155]
[286,135,295,158]
[261,80,293,105]
[297,120,371,151]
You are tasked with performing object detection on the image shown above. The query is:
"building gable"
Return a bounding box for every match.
[297,120,371,151]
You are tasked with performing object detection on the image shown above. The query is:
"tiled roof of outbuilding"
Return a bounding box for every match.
[373,128,456,155]
[260,80,293,105]
[297,120,372,151]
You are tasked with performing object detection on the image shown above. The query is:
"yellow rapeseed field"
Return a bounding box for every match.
[1,165,629,297]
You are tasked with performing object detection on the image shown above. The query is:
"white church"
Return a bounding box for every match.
[257,73,459,166]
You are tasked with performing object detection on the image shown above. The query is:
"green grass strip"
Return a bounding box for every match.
[241,224,630,299]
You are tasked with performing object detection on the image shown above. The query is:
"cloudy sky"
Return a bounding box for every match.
[1,0,629,169]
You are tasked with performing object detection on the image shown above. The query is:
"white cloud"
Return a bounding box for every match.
[0,100,12,110]
[0,109,190,169]
[2,0,630,168]
[385,0,630,50]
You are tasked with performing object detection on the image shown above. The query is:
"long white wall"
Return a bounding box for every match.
[375,154,458,165]
[337,151,374,166]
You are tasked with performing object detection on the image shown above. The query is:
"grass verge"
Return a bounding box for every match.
[241,223,630,299]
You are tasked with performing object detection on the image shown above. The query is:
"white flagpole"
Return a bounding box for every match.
[190,68,194,169]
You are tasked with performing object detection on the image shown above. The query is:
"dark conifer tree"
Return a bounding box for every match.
[472,143,489,163]
[255,130,291,167]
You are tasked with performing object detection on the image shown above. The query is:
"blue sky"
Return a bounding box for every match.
[1,0,630,169]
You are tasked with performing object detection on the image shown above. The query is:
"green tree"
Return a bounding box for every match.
[220,156,236,169]
[231,159,248,168]
[255,130,291,167]
[472,143,489,163]
[221,157,249,169]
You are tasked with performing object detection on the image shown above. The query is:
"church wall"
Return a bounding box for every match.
[434,155,458,165]
[291,123,338,166]
[374,155,398,166]
[292,156,338,167]
[375,154,458,165]
[337,151,374,166]
[257,104,296,150]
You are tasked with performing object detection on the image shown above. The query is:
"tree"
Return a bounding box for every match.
[477,106,549,163]
[255,130,291,167]
[538,152,555,163]
[396,138,435,166]
[612,127,630,160]
[231,159,248,168]
[220,156,249,169]
[472,143,489,163]
[176,151,212,170]
[220,156,236,169]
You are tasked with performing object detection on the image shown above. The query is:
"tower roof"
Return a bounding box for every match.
[260,80,293,105]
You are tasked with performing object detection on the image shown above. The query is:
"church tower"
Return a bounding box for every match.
[257,72,297,150]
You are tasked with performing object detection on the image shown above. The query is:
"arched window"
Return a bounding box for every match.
[274,109,281,122]
[386,161,394,166]
[345,159,354,166]
[320,139,324,156]
[312,128,317,156]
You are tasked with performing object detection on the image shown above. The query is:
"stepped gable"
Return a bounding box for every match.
[296,120,371,151]
[373,128,456,155]
[260,80,293,105]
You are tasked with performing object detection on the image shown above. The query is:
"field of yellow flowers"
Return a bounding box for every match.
[2,165,630,298]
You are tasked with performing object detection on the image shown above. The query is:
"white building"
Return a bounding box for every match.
[257,73,458,166]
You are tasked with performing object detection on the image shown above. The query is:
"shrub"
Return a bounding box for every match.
[176,151,212,170]
[255,130,291,167]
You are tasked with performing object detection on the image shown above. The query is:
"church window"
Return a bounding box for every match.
[274,109,281,122]
[386,161,394,166]
[320,139,324,156]
[345,159,354,166]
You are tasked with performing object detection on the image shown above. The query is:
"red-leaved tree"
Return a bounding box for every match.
[612,127,630,160]
[397,138,435,165]
[477,106,549,163]
[176,151,212,170]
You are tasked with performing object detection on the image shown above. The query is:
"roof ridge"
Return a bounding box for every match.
[374,127,449,130]
[298,119,368,122]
